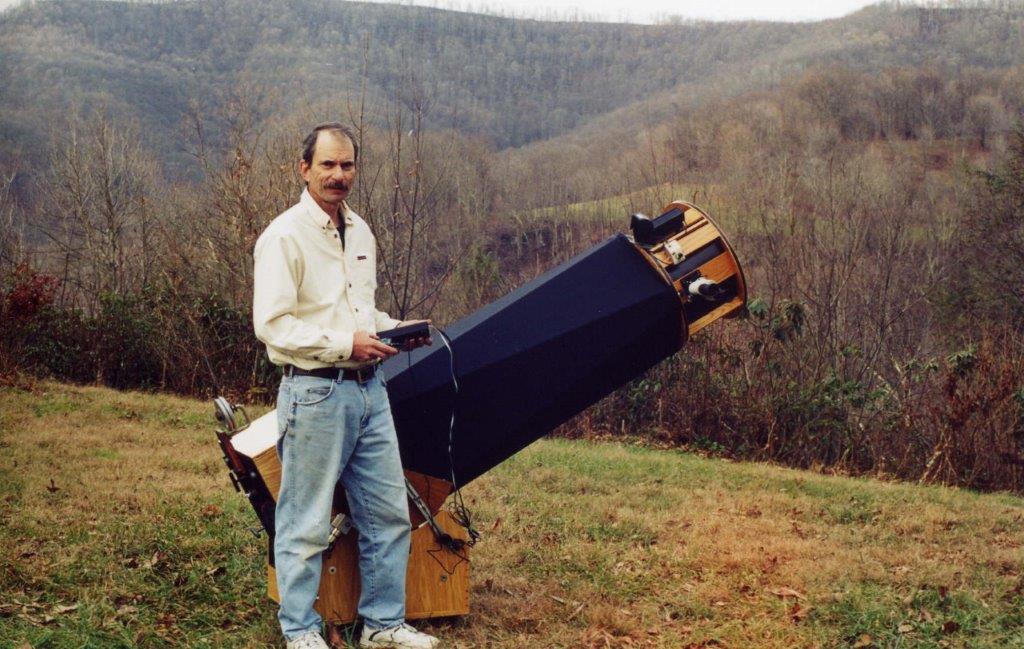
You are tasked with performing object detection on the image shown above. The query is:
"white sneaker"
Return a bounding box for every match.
[359,622,440,648]
[286,630,330,649]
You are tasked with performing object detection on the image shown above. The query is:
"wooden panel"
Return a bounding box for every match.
[404,511,471,619]
[652,221,712,266]
[697,252,739,283]
[267,510,470,624]
[687,297,745,336]
[683,208,704,227]
[677,222,720,256]
[405,472,454,527]
[672,251,739,293]
[253,446,282,499]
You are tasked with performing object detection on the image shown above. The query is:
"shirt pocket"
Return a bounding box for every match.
[348,255,376,302]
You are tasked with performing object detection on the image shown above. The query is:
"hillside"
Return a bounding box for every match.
[2,381,1023,647]
[1,0,1023,176]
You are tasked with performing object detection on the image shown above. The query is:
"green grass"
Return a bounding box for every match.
[1,381,1023,648]
[512,182,705,225]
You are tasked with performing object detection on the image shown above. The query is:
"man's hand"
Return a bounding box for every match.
[396,319,433,351]
[351,330,398,363]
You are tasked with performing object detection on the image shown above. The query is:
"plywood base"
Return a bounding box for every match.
[242,430,467,625]
[267,510,470,624]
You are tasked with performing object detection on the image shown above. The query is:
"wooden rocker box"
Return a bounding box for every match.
[228,413,470,625]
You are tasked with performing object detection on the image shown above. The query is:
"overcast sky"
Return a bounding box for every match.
[362,0,882,23]
[0,0,883,22]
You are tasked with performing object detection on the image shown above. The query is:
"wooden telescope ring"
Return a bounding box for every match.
[632,200,747,344]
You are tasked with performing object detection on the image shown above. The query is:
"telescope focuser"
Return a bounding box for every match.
[686,275,728,300]
[630,208,685,247]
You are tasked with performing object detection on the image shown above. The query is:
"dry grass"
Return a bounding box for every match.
[1,380,1022,648]
[514,183,706,226]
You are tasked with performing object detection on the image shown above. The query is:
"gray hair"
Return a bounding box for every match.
[301,122,359,164]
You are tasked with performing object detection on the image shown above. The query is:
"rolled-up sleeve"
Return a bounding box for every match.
[374,307,401,333]
[253,231,354,363]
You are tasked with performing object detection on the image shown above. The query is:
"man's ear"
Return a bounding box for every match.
[299,160,310,183]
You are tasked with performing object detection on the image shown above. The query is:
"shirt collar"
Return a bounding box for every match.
[300,187,354,230]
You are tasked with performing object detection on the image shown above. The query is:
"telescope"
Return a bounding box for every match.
[215,200,746,627]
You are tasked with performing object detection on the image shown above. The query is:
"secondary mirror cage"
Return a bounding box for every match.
[632,200,747,341]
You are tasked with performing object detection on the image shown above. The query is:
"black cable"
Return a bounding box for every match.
[431,325,480,547]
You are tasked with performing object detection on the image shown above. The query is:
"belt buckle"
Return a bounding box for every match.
[354,367,371,384]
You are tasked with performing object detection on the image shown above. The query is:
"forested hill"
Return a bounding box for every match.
[1,0,1023,172]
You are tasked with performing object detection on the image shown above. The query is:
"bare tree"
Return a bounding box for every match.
[39,112,159,310]
[352,80,490,322]
[0,171,23,275]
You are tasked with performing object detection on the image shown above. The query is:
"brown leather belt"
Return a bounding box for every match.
[284,364,376,384]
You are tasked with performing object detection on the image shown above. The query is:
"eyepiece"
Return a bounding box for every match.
[687,277,727,300]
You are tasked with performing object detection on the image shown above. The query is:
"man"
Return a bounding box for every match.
[253,123,438,649]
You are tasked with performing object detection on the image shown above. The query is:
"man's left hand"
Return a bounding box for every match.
[396,319,433,351]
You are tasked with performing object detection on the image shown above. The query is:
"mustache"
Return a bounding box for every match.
[326,183,349,190]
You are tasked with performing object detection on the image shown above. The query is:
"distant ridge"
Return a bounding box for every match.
[0,0,1021,172]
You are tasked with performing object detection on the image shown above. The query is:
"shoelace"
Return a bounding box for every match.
[371,623,421,639]
[293,635,324,649]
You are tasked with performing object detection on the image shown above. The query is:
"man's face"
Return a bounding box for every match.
[300,131,357,214]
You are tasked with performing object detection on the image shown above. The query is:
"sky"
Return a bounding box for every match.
[0,0,884,23]
[361,0,882,23]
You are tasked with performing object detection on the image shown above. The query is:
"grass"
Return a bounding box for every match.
[512,183,708,225]
[1,380,1023,648]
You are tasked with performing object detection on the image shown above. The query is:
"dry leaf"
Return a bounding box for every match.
[155,613,176,628]
[568,602,586,621]
[51,604,78,615]
[898,623,914,633]
[852,633,874,648]
[200,503,222,518]
[941,620,960,634]
[116,604,138,617]
[767,586,805,600]
[789,603,811,623]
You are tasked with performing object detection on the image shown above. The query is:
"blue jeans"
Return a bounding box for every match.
[274,373,411,640]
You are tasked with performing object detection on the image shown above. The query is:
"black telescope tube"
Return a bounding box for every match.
[382,234,684,485]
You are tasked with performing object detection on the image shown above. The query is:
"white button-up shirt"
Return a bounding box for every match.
[253,188,400,369]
